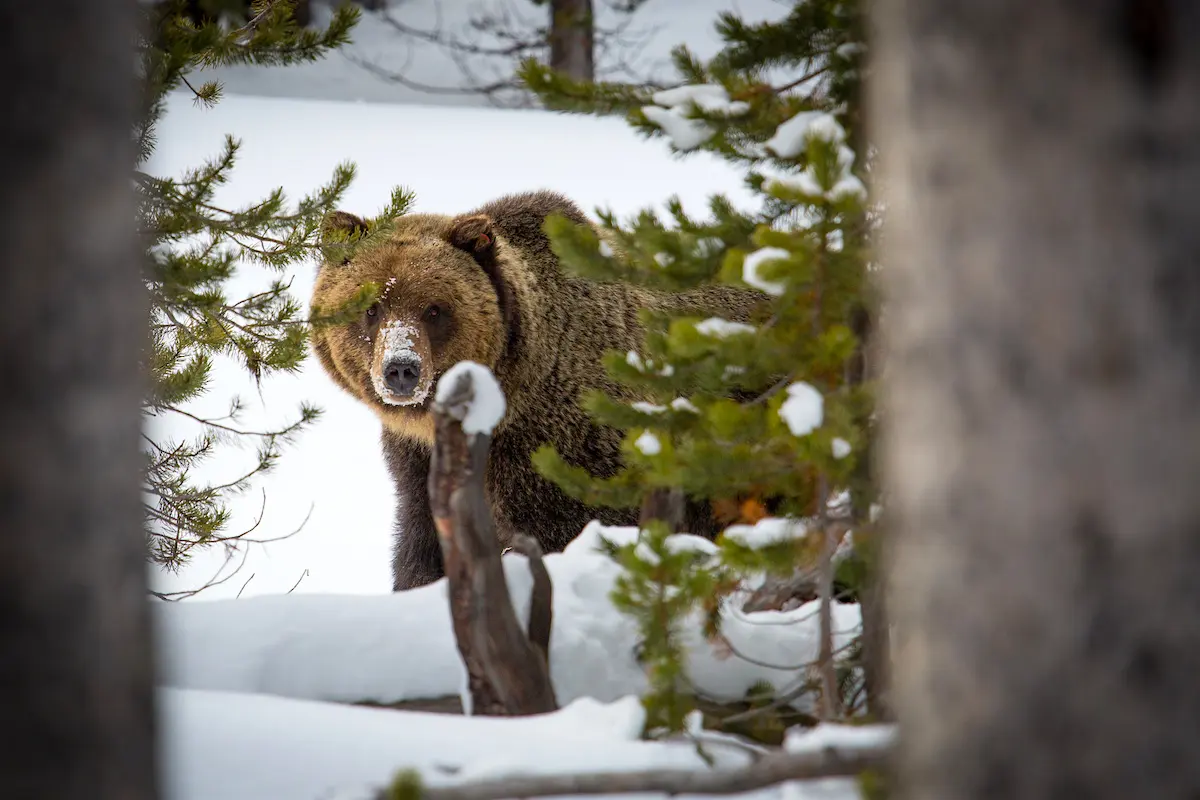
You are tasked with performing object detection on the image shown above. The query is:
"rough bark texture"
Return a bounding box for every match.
[873,1,1200,798]
[0,1,157,797]
[549,0,594,82]
[429,369,558,716]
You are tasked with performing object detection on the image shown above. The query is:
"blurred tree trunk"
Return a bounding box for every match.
[548,0,594,82]
[0,1,156,798]
[874,1,1200,798]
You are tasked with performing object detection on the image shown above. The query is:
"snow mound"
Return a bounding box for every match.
[162,688,753,800]
[157,520,862,709]
[436,361,506,434]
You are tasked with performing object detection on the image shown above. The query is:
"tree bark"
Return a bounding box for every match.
[429,368,558,716]
[0,1,157,798]
[549,0,594,82]
[873,1,1200,798]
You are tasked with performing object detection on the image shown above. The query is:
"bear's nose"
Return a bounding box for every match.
[383,358,421,397]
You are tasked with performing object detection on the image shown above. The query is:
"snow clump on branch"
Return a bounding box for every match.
[641,84,749,152]
[779,381,824,436]
[436,361,506,435]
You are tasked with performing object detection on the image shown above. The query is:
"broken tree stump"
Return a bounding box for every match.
[428,362,558,716]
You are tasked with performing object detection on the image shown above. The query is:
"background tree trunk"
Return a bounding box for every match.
[873,1,1200,798]
[548,0,594,82]
[0,1,156,797]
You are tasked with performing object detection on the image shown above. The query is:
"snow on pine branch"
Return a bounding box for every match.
[779,382,824,437]
[742,247,791,296]
[695,317,757,338]
[765,111,846,159]
[642,84,750,151]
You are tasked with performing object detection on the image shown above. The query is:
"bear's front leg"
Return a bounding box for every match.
[391,487,444,591]
[381,431,445,591]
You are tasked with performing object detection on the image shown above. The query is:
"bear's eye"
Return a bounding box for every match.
[423,304,445,323]
[365,303,381,322]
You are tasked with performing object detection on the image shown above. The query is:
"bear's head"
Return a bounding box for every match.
[310,210,515,444]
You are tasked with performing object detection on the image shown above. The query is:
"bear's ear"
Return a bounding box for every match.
[320,210,370,265]
[447,214,497,266]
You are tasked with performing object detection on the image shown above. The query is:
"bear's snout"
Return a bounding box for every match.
[383,357,421,398]
[371,319,432,407]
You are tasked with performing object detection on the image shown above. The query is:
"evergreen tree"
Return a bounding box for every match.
[137,0,411,578]
[520,0,881,736]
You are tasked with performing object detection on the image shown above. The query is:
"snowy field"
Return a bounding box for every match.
[157,523,866,798]
[148,5,874,798]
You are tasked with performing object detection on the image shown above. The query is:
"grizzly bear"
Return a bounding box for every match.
[311,191,765,591]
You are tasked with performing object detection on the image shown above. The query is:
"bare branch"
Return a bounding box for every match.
[505,534,553,663]
[381,739,891,800]
[151,544,250,602]
[286,569,310,594]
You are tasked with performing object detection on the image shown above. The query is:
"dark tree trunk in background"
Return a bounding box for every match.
[0,1,156,798]
[874,1,1200,798]
[549,0,594,82]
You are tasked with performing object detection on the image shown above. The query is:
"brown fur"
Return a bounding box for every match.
[311,190,766,591]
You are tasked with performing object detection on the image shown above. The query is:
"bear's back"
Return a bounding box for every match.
[469,191,591,279]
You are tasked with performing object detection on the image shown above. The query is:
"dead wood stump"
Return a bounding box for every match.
[428,364,558,716]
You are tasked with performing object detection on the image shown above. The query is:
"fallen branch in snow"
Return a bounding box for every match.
[429,364,557,716]
[383,738,891,800]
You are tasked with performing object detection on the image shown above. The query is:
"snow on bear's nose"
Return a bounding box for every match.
[372,319,431,406]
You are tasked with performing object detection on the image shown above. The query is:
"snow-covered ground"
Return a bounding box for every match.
[157,522,862,708]
[149,8,874,797]
[157,524,865,797]
[163,689,745,799]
